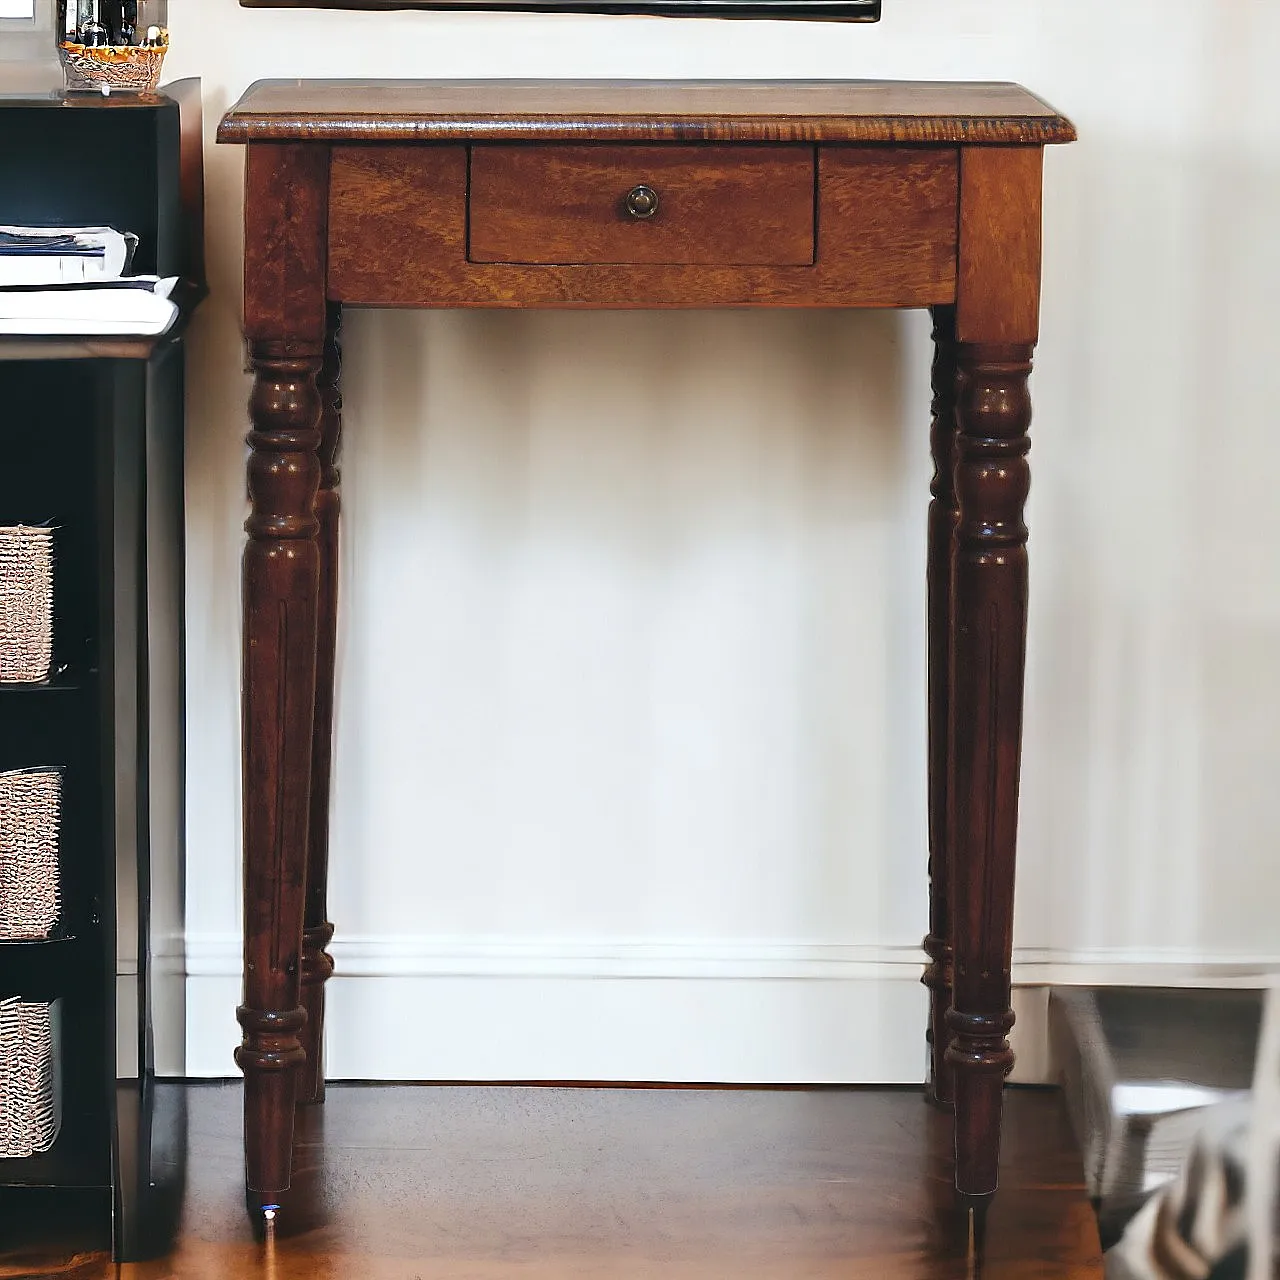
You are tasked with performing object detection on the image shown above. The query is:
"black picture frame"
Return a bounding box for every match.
[240,0,880,20]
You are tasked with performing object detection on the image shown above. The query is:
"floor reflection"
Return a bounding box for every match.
[0,1084,1101,1280]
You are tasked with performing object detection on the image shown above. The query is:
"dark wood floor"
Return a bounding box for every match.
[1,1084,1102,1279]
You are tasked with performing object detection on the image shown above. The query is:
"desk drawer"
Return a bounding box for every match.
[468,145,816,266]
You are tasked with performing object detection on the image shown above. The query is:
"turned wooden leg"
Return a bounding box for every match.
[237,142,330,1200]
[923,305,958,1110]
[944,342,1033,1197]
[237,348,323,1197]
[299,303,342,1107]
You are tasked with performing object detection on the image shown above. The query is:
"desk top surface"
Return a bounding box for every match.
[218,78,1076,146]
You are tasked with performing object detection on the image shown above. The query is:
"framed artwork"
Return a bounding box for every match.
[240,0,880,20]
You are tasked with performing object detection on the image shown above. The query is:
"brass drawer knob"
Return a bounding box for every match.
[624,184,659,220]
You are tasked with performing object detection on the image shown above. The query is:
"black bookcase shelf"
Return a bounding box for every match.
[0,80,202,1260]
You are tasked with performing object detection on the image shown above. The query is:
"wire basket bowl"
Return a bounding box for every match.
[0,998,62,1158]
[0,768,62,942]
[0,526,54,685]
[57,39,167,94]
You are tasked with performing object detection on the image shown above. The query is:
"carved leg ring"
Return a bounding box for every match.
[923,305,958,1109]
[237,349,323,1197]
[944,342,1033,1197]
[299,304,342,1106]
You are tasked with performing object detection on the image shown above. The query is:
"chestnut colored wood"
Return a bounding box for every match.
[217,79,1076,146]
[956,146,1044,344]
[298,302,342,1108]
[468,145,816,266]
[237,143,330,1197]
[329,144,959,308]
[923,304,957,1111]
[942,146,1045,1196]
[0,1085,1103,1279]
[944,343,1034,1198]
[220,79,1074,1204]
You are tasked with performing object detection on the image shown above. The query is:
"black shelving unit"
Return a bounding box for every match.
[0,78,202,1259]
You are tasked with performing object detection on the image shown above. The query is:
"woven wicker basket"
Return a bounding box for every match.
[0,997,62,1158]
[0,768,62,941]
[0,526,54,684]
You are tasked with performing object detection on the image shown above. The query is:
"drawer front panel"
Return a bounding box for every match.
[328,145,958,308]
[468,145,816,266]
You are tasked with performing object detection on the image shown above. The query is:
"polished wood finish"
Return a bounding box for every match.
[945,342,1035,1199]
[236,143,329,1195]
[468,145,816,266]
[219,79,1074,1202]
[217,79,1076,146]
[956,147,1044,344]
[923,304,958,1110]
[0,1084,1104,1278]
[298,302,342,1107]
[329,144,959,308]
[942,146,1044,1196]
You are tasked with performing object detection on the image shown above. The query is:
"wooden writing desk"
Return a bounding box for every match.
[217,79,1076,1204]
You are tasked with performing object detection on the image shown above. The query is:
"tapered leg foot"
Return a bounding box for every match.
[948,1008,1015,1195]
[237,1003,308,1198]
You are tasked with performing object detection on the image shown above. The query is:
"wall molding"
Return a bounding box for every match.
[182,935,1280,1080]
[184,934,1280,986]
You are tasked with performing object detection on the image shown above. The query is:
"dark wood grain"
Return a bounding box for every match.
[217,79,1076,146]
[956,147,1044,344]
[923,304,957,1111]
[0,1084,1103,1279]
[221,79,1074,1203]
[242,144,329,348]
[298,302,343,1109]
[329,144,958,307]
[944,344,1034,1199]
[237,144,330,1197]
[469,145,816,266]
[942,144,1044,1198]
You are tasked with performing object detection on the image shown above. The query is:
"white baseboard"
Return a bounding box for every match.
[182,936,1280,1083]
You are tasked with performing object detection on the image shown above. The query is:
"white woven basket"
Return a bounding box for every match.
[0,997,62,1158]
[0,768,62,941]
[0,525,54,684]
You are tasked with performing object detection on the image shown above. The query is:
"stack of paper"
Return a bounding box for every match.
[0,277,180,336]
[0,226,138,287]
[0,226,179,336]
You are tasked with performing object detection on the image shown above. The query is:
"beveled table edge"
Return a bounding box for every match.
[216,78,1078,146]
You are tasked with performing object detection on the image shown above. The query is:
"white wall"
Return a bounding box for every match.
[168,0,1280,1080]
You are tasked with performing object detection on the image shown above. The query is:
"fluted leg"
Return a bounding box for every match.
[944,343,1033,1197]
[923,305,958,1110]
[237,349,323,1198]
[298,303,342,1107]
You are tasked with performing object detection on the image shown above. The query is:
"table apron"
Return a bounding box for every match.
[324,142,960,310]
